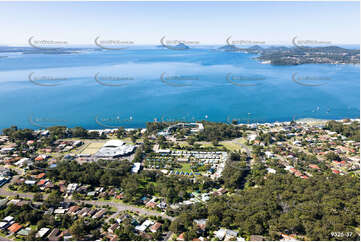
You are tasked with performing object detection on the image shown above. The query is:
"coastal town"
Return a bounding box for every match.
[0,119,359,241]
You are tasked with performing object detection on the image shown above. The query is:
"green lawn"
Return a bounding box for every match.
[220,138,248,151]
[177,163,193,173]
[79,142,105,155]
[198,142,215,148]
[220,141,242,151]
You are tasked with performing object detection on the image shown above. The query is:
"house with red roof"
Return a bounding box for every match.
[145,201,157,209]
[35,156,44,161]
[8,223,22,234]
[333,160,346,167]
[149,222,162,233]
[36,173,46,179]
[332,169,341,174]
[67,206,80,215]
[177,233,185,241]
[27,140,35,145]
[37,179,47,186]
[289,168,297,173]
[294,171,302,177]
[309,164,320,170]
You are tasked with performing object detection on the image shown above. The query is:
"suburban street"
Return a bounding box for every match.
[78,200,174,221]
[0,187,174,221]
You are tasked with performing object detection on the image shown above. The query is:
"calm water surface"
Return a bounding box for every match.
[0,48,359,129]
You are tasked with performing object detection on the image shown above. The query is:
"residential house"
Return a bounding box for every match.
[194,219,207,231]
[214,228,226,240]
[108,224,119,234]
[67,205,80,215]
[17,227,32,237]
[135,220,154,233]
[92,209,106,219]
[8,223,22,234]
[149,222,162,233]
[36,227,50,238]
[47,228,61,241]
[177,232,185,241]
[225,229,238,240]
[250,235,265,241]
[145,201,157,209]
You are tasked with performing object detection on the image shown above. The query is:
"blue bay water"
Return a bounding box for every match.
[0,48,359,129]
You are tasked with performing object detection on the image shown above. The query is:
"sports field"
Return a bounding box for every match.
[79,142,105,155]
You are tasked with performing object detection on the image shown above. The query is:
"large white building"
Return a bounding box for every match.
[94,140,135,158]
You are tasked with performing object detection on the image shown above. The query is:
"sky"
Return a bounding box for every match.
[0,1,359,46]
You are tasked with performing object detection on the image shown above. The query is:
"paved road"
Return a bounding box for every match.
[164,231,174,241]
[0,188,34,199]
[105,211,119,222]
[233,138,251,156]
[1,166,24,190]
[0,188,174,221]
[231,138,254,168]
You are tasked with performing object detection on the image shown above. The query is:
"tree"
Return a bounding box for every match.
[45,191,64,207]
[116,127,126,138]
[326,152,341,161]
[33,193,43,202]
[131,135,137,144]
[187,137,196,145]
[71,127,88,138]
[212,139,219,146]
[26,230,37,241]
[70,219,86,240]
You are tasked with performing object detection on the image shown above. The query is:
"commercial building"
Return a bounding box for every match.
[94,140,135,158]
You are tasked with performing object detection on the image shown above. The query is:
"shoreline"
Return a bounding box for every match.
[22,117,359,133]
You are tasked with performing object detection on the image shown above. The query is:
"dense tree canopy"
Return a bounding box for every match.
[325,121,360,142]
[171,173,360,241]
[46,160,210,204]
[195,122,243,142]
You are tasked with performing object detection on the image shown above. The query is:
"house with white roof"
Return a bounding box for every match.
[36,227,50,238]
[135,220,154,232]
